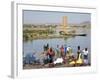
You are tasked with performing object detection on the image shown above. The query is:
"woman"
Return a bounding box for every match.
[76,46,83,65]
[47,48,55,63]
[60,45,64,57]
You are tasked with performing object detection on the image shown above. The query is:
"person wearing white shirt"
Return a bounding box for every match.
[82,48,89,65]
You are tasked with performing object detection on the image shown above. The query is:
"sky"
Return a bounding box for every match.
[23,10,91,24]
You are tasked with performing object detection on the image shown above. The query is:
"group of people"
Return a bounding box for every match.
[70,46,89,65]
[42,44,89,66]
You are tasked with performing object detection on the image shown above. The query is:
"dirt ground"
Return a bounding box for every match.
[23,63,90,69]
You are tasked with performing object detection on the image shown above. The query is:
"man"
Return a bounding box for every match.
[82,48,89,65]
[56,45,60,58]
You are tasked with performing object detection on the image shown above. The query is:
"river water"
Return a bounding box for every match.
[23,27,91,63]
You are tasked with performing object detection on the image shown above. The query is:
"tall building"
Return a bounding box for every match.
[60,16,68,33]
[62,16,67,27]
[56,16,68,35]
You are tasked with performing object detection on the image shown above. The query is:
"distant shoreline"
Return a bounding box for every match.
[23,34,87,41]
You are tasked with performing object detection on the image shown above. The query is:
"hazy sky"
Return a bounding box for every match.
[23,10,91,24]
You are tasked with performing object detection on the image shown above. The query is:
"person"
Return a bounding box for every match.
[60,45,64,57]
[46,43,49,50]
[76,46,83,65]
[68,53,76,65]
[64,45,67,56]
[77,46,81,53]
[76,52,83,65]
[47,47,55,63]
[42,51,48,64]
[43,45,46,51]
[55,45,60,58]
[82,48,89,65]
[43,43,49,51]
[67,46,72,57]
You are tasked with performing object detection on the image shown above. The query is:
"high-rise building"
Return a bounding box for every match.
[56,16,68,34]
[60,16,68,33]
[62,16,67,27]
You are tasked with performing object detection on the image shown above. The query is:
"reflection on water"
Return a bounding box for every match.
[23,28,91,63]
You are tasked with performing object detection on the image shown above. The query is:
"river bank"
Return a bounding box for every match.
[23,63,90,69]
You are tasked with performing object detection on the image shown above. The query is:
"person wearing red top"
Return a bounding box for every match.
[60,45,64,57]
[47,48,55,63]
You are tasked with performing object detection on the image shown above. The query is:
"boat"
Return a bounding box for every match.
[61,33,87,36]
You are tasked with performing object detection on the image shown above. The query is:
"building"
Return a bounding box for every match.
[56,16,68,34]
[62,16,68,27]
